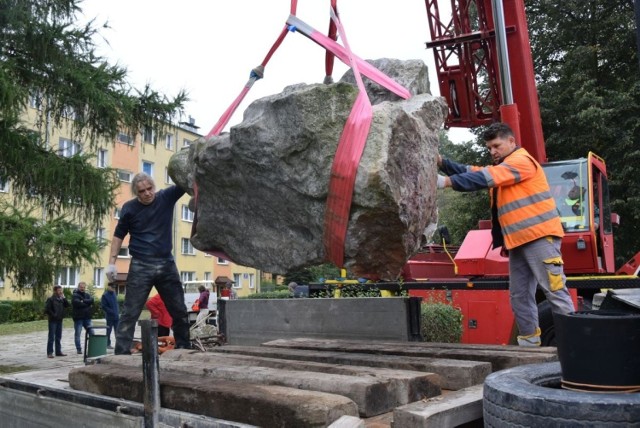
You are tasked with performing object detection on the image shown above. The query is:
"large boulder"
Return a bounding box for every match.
[170,60,447,279]
[340,58,432,105]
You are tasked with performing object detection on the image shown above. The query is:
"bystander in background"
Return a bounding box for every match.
[44,285,69,358]
[146,293,172,337]
[72,281,94,355]
[100,283,119,349]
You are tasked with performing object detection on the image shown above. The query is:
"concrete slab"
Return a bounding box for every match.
[221,298,418,345]
[262,338,558,371]
[160,349,442,405]
[329,415,365,427]
[97,353,426,417]
[69,364,358,427]
[0,368,256,428]
[203,344,490,390]
[391,384,483,427]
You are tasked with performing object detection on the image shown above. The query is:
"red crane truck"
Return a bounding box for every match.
[400,0,640,345]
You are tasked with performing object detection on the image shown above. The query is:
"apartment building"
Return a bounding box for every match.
[0,102,261,300]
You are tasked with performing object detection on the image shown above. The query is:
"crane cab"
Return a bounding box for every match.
[543,153,618,275]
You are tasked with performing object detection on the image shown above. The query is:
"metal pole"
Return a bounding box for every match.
[635,0,640,71]
[140,319,160,428]
[491,0,514,105]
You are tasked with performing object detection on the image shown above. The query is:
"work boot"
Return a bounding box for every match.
[517,327,542,347]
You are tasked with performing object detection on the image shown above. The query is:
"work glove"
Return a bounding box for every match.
[437,174,447,189]
[106,264,118,282]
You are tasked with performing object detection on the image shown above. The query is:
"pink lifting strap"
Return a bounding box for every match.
[286,14,411,100]
[194,0,299,239]
[205,0,299,139]
[321,6,373,266]
[195,1,411,269]
[324,0,338,83]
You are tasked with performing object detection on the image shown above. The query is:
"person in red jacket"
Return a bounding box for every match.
[146,294,173,337]
[436,122,575,346]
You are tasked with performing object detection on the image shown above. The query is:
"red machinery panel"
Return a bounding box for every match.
[454,229,508,276]
[562,234,598,274]
[402,245,458,280]
[453,290,514,344]
[411,289,513,344]
[411,288,579,345]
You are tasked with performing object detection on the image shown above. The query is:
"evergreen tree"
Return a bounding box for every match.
[0,0,187,295]
[527,0,640,265]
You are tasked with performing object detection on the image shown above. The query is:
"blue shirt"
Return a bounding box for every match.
[100,290,119,320]
[440,158,490,191]
[114,185,185,260]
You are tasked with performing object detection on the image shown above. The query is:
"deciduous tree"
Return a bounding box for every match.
[527,0,640,265]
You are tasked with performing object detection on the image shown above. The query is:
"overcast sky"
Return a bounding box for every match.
[80,0,472,142]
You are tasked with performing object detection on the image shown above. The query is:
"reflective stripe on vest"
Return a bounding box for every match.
[489,149,564,249]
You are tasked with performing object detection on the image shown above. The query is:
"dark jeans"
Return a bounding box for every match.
[106,317,119,347]
[115,258,189,355]
[47,320,63,355]
[74,318,93,351]
[157,325,170,337]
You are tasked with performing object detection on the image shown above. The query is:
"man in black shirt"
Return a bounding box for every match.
[106,172,190,354]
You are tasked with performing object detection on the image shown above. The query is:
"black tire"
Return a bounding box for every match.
[537,300,556,346]
[483,362,640,427]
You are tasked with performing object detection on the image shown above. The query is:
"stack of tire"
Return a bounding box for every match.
[484,310,640,426]
[484,362,640,427]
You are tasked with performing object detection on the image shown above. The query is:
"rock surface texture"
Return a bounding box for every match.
[170,59,447,279]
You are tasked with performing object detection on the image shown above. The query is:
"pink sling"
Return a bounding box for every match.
[195,1,410,269]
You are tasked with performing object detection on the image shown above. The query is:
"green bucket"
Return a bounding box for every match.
[87,331,108,358]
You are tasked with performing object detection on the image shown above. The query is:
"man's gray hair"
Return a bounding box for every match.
[131,172,155,195]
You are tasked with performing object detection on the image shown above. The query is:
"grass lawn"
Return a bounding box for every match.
[0,319,71,336]
[0,311,151,336]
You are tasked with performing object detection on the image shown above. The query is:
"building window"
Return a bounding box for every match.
[29,92,42,110]
[181,205,194,222]
[164,167,173,185]
[165,133,174,150]
[217,257,228,265]
[142,161,154,177]
[0,270,4,288]
[118,170,133,183]
[118,133,133,145]
[183,138,192,148]
[94,268,104,288]
[247,273,255,289]
[233,273,242,288]
[118,247,130,258]
[181,238,195,255]
[96,227,106,244]
[204,272,212,282]
[143,126,155,144]
[114,207,121,219]
[180,271,195,282]
[57,266,79,287]
[97,149,108,168]
[58,138,82,157]
[61,106,76,120]
[0,178,9,193]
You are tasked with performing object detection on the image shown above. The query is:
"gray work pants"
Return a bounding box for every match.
[509,236,575,336]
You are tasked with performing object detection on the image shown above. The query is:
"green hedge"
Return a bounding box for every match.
[420,302,463,343]
[243,290,291,299]
[0,303,12,323]
[0,294,125,324]
[8,300,47,322]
